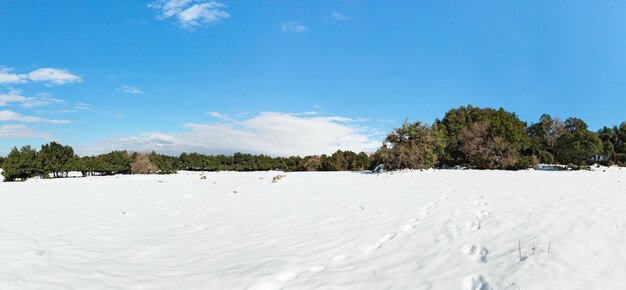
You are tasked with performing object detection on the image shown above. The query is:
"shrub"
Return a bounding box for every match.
[131,153,158,174]
[457,121,519,169]
[375,121,440,170]
[1,146,40,182]
[435,105,530,166]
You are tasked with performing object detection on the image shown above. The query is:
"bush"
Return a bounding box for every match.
[435,105,530,166]
[131,153,158,174]
[457,121,519,169]
[39,142,74,178]
[375,121,441,170]
[1,146,40,182]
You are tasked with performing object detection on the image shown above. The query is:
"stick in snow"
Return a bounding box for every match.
[548,241,552,253]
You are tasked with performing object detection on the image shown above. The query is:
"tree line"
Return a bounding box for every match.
[0,144,372,182]
[373,105,626,170]
[1,105,625,181]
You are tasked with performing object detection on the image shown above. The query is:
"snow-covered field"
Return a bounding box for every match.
[1,169,625,290]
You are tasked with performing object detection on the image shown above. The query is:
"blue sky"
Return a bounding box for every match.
[2,0,626,156]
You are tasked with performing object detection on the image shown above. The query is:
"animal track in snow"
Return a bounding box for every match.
[475,210,492,219]
[363,233,397,254]
[466,220,481,231]
[463,274,491,290]
[436,233,452,244]
[401,218,419,231]
[473,201,488,206]
[462,244,488,263]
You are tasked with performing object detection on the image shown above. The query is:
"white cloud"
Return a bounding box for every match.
[150,0,230,29]
[117,85,144,94]
[0,90,27,106]
[26,68,82,85]
[282,22,308,33]
[331,11,349,21]
[0,110,71,124]
[83,112,380,156]
[0,124,51,140]
[207,111,229,119]
[0,68,25,84]
[20,93,65,108]
[0,67,81,85]
[0,90,65,108]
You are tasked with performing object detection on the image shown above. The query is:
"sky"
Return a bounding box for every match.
[2,0,626,157]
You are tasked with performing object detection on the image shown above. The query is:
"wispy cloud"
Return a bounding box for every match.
[83,112,380,156]
[0,90,27,106]
[0,90,65,108]
[207,111,229,119]
[149,0,230,29]
[331,11,350,21]
[0,124,51,140]
[0,68,24,84]
[117,85,144,94]
[0,110,71,124]
[282,22,308,33]
[0,67,82,85]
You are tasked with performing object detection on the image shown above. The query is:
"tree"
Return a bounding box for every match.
[527,114,565,163]
[435,105,530,167]
[457,121,520,169]
[62,155,83,176]
[555,118,602,167]
[39,142,74,178]
[148,152,179,174]
[375,121,441,170]
[1,146,40,181]
[131,152,157,174]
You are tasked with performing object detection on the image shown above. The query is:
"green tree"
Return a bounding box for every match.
[1,146,40,181]
[435,105,531,168]
[555,118,602,167]
[39,142,74,178]
[375,121,441,170]
[457,121,520,169]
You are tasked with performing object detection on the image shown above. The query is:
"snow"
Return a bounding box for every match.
[1,169,625,289]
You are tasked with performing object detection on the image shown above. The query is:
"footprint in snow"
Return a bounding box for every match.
[363,233,397,254]
[401,218,419,231]
[466,220,481,231]
[475,210,491,219]
[435,233,452,244]
[462,244,488,263]
[463,274,491,290]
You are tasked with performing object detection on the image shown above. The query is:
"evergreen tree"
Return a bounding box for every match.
[39,142,74,178]
[434,105,531,168]
[555,118,602,167]
[375,121,441,170]
[1,146,40,181]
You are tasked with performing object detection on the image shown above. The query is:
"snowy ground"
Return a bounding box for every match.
[1,169,625,290]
